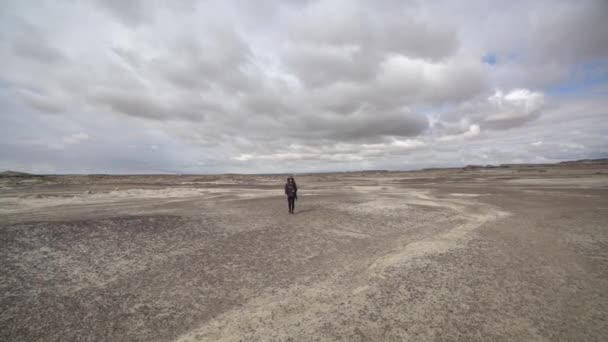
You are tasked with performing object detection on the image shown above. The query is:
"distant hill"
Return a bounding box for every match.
[421,158,608,172]
[558,158,608,165]
[0,170,33,177]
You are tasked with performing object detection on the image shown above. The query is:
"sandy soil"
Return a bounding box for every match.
[1,164,607,341]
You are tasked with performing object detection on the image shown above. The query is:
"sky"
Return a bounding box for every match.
[0,0,607,174]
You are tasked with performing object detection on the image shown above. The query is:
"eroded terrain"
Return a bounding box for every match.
[1,164,607,341]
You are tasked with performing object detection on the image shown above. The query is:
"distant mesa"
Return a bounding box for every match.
[0,170,33,177]
[462,158,608,170]
[558,158,608,165]
[421,158,608,173]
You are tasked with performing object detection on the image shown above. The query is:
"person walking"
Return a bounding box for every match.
[284,176,298,214]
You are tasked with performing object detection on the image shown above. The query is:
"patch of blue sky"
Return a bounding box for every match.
[481,53,497,65]
[546,58,608,97]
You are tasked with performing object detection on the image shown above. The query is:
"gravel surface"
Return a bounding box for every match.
[1,165,607,341]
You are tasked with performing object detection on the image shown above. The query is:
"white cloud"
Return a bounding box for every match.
[438,124,481,142]
[437,88,545,133]
[486,89,544,122]
[391,139,426,149]
[18,91,67,114]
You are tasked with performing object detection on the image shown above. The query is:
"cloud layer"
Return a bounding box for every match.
[0,0,607,173]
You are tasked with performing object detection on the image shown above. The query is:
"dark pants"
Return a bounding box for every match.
[287,196,296,213]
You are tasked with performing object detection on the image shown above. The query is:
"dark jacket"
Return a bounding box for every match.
[285,183,298,198]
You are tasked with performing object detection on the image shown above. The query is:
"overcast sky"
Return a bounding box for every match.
[1,0,607,174]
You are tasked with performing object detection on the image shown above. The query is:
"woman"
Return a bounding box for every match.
[284,176,298,214]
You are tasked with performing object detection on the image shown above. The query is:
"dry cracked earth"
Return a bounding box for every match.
[1,164,607,341]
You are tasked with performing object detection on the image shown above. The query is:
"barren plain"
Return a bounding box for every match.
[1,163,607,341]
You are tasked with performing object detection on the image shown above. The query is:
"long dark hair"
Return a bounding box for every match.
[286,176,297,188]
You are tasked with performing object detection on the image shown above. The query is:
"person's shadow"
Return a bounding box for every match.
[294,208,315,215]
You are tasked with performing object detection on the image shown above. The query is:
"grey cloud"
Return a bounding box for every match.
[232,83,430,144]
[284,43,378,88]
[287,3,371,47]
[12,38,66,64]
[377,18,458,60]
[4,26,253,121]
[154,31,256,93]
[302,56,486,116]
[94,0,151,27]
[375,57,486,106]
[283,1,460,88]
[89,89,207,122]
[240,92,295,117]
[7,18,67,64]
[18,89,67,113]
[95,0,202,27]
[90,90,171,120]
[111,47,142,69]
[294,108,429,142]
[483,111,541,130]
[287,2,458,60]
[421,60,487,104]
[307,82,368,114]
[528,0,608,65]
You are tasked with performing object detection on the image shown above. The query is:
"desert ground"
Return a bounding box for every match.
[1,162,607,341]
